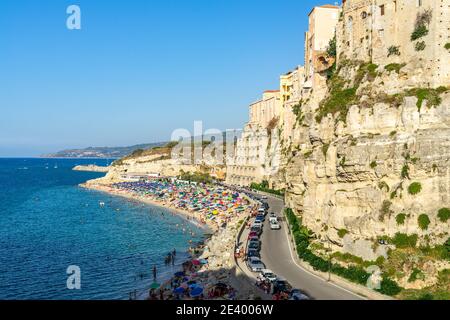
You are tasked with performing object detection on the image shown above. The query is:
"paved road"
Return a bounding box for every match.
[257,194,364,300]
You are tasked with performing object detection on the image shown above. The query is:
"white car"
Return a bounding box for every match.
[261,195,268,200]
[252,220,263,228]
[270,221,281,230]
[260,269,277,282]
[248,257,265,272]
[269,216,278,224]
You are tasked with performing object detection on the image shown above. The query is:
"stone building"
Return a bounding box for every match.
[226,91,282,186]
[304,4,340,88]
[338,0,450,87]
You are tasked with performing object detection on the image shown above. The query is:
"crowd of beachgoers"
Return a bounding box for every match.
[111,180,252,230]
[83,178,258,300]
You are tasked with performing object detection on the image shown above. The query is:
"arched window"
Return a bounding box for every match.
[347,16,353,31]
[361,11,368,19]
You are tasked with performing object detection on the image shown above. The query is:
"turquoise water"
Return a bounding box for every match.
[0,158,204,300]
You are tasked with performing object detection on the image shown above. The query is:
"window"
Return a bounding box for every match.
[380,5,385,16]
[417,0,422,7]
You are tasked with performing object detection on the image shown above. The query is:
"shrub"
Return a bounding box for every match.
[437,208,450,223]
[415,41,426,51]
[418,214,431,230]
[445,43,450,51]
[396,213,407,225]
[407,87,448,110]
[401,164,410,179]
[408,182,422,195]
[251,182,285,197]
[391,233,418,248]
[378,181,390,192]
[385,63,406,74]
[370,161,377,169]
[387,46,401,57]
[411,25,429,41]
[377,277,402,296]
[326,35,337,58]
[316,85,357,123]
[408,268,424,283]
[338,229,349,238]
[380,200,393,221]
[322,143,330,157]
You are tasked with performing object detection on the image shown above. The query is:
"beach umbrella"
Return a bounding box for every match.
[190,287,203,297]
[174,271,185,277]
[174,287,185,294]
[192,260,201,266]
[150,282,160,289]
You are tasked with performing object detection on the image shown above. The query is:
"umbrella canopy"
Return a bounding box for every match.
[174,271,185,277]
[192,260,201,266]
[190,286,203,297]
[174,287,185,294]
[150,282,160,289]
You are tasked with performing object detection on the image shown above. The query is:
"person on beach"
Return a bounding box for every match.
[153,265,157,280]
[173,248,176,257]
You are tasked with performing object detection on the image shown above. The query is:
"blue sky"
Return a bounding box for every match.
[0,0,336,157]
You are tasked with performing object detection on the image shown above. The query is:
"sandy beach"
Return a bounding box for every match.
[80,180,257,300]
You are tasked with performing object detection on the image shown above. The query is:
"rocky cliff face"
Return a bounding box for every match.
[283,62,450,261]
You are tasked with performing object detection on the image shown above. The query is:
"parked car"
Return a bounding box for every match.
[252,220,263,228]
[260,269,277,283]
[247,249,260,258]
[250,226,262,235]
[248,257,265,272]
[248,240,260,251]
[273,279,292,294]
[269,212,277,218]
[248,235,259,242]
[255,214,265,222]
[269,216,278,224]
[248,231,259,239]
[261,195,268,200]
[289,289,310,300]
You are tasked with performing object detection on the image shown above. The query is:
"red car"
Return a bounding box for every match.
[248,231,259,239]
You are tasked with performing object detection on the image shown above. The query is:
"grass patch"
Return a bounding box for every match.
[338,229,349,238]
[396,213,407,225]
[407,87,448,110]
[385,63,406,73]
[391,233,418,248]
[437,208,450,223]
[408,182,422,195]
[418,214,431,230]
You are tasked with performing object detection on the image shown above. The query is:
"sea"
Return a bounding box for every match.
[0,158,205,300]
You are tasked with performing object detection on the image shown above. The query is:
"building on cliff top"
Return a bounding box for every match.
[338,0,450,88]
[304,5,340,89]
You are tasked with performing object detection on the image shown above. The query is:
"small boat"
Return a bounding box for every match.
[99,202,105,207]
[54,164,58,169]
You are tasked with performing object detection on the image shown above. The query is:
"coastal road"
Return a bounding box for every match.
[257,194,365,300]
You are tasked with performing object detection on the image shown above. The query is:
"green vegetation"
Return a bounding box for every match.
[378,181,390,192]
[418,214,431,230]
[400,269,450,300]
[411,24,429,41]
[385,63,406,73]
[179,171,212,184]
[303,150,313,158]
[406,87,448,110]
[338,229,349,238]
[445,43,450,51]
[380,200,393,221]
[370,161,377,169]
[396,213,407,226]
[411,10,432,41]
[437,208,450,223]
[316,74,357,123]
[251,180,285,197]
[326,35,337,58]
[322,143,330,157]
[391,233,419,248]
[401,164,410,179]
[378,277,402,296]
[408,268,425,283]
[415,41,426,51]
[292,101,305,125]
[408,182,422,195]
[387,45,401,57]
